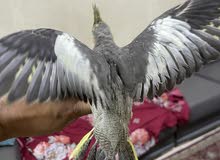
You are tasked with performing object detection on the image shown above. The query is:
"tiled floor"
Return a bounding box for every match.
[187,141,220,160]
[181,131,220,160]
[157,127,220,160]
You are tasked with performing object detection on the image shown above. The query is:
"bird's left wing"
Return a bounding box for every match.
[0,29,110,105]
[123,0,220,100]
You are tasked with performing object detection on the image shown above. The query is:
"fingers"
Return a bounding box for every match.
[52,98,92,123]
[0,96,8,108]
[71,100,92,117]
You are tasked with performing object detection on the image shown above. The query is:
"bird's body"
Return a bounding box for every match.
[92,91,133,158]
[92,25,135,158]
[1,0,220,159]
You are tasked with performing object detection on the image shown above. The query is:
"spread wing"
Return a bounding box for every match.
[125,0,220,100]
[0,29,110,105]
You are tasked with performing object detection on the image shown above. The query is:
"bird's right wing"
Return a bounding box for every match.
[124,0,220,100]
[0,29,111,106]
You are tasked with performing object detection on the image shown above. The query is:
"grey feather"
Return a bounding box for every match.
[97,150,106,160]
[0,50,17,72]
[66,70,76,96]
[56,73,62,99]
[133,83,142,101]
[192,29,220,57]
[165,45,187,83]
[146,54,160,97]
[56,62,66,99]
[75,137,92,160]
[118,143,136,160]
[74,73,84,101]
[162,18,191,30]
[49,63,57,100]
[26,61,45,102]
[87,85,95,105]
[183,29,219,60]
[151,48,169,94]
[169,31,195,75]
[171,26,202,71]
[205,25,220,37]
[0,44,8,56]
[154,44,178,90]
[174,30,205,69]
[0,54,25,98]
[8,58,35,102]
[38,61,52,102]
[87,142,98,160]
[96,147,102,160]
[212,19,220,26]
[56,62,66,91]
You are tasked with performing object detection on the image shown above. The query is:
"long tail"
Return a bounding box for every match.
[118,140,138,160]
[70,128,94,160]
[70,129,138,160]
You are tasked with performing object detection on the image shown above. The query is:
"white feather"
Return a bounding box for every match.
[55,33,91,82]
[54,33,105,100]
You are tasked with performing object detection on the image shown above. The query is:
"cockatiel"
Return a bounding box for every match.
[1,0,220,159]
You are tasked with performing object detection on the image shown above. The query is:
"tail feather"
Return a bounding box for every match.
[70,128,94,160]
[127,139,138,160]
[97,150,107,160]
[87,141,98,160]
[70,129,138,160]
[95,147,102,160]
[118,140,138,160]
[75,137,92,160]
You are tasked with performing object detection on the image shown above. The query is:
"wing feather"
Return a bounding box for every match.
[66,70,76,96]
[50,63,58,100]
[38,61,52,102]
[0,29,110,106]
[8,58,35,102]
[0,50,17,72]
[27,61,44,102]
[125,0,220,99]
[0,54,26,97]
[56,61,67,97]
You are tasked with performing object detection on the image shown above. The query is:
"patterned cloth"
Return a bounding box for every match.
[17,88,189,160]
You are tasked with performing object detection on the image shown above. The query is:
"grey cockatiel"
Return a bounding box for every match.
[1,0,220,159]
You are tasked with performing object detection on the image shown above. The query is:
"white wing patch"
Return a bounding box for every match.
[144,16,216,98]
[54,33,91,83]
[54,33,106,103]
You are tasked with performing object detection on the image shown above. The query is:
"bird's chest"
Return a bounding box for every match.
[94,46,134,106]
[93,92,133,125]
[92,94,133,148]
[97,50,125,91]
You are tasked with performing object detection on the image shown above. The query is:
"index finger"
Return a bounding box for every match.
[0,96,7,108]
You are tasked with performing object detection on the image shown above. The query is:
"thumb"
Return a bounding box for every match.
[71,100,92,118]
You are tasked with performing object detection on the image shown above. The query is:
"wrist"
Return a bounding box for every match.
[0,107,9,141]
[0,122,7,141]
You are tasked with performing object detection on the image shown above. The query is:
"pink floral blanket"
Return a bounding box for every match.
[17,88,189,160]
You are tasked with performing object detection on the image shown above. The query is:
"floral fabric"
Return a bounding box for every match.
[17,88,189,159]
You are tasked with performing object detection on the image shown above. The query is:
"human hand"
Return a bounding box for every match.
[0,97,91,141]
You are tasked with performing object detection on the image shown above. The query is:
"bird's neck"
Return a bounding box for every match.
[94,35,116,49]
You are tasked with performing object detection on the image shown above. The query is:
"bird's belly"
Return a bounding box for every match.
[92,100,133,156]
[94,112,129,152]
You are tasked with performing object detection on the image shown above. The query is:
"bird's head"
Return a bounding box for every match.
[92,4,113,45]
[93,3,102,26]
